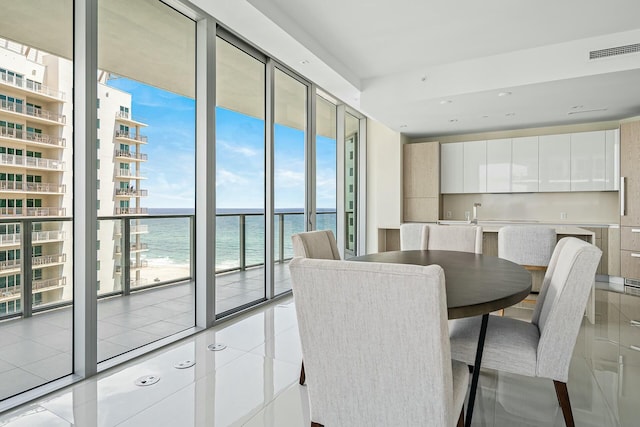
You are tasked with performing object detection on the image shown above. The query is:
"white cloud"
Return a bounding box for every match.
[218,140,259,157]
[216,168,249,186]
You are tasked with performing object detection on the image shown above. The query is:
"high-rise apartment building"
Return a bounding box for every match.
[0,39,149,314]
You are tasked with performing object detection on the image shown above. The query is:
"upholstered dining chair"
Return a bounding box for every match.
[423,224,483,254]
[400,222,428,250]
[499,225,556,298]
[449,237,602,427]
[289,257,469,427]
[291,230,341,385]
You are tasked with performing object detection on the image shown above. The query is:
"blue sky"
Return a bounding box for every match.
[107,78,336,211]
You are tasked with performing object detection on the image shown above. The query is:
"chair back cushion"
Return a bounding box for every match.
[532,237,602,381]
[289,258,455,426]
[498,226,556,267]
[400,223,428,250]
[424,224,483,254]
[291,230,341,260]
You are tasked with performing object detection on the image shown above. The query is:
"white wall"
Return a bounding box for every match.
[366,119,402,253]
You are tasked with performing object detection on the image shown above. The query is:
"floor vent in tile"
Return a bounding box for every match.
[174,360,196,369]
[134,375,160,386]
[207,343,227,351]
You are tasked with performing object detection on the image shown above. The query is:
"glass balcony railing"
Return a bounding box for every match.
[0,152,65,170]
[115,130,148,143]
[114,149,148,161]
[0,180,66,193]
[0,211,337,322]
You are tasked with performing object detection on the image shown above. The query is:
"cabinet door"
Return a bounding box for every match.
[463,140,487,193]
[441,142,463,194]
[511,136,538,192]
[571,131,606,191]
[486,138,511,192]
[605,129,620,191]
[539,134,571,192]
[404,142,438,198]
[621,122,640,226]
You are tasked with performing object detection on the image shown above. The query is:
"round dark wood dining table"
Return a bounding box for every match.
[350,249,532,427]
[350,249,532,319]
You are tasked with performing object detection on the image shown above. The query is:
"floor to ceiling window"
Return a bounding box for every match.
[273,68,308,295]
[0,0,73,401]
[215,35,267,315]
[315,93,337,240]
[96,0,196,362]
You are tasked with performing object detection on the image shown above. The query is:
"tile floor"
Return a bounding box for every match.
[0,284,639,426]
[0,263,293,401]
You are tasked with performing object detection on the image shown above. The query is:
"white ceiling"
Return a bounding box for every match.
[195,0,640,138]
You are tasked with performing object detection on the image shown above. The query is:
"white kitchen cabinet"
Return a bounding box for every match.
[539,134,571,192]
[571,131,606,191]
[487,138,511,192]
[440,142,463,193]
[605,129,620,191]
[511,136,539,192]
[463,140,487,193]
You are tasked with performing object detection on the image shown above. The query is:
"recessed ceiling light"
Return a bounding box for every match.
[505,112,515,116]
[300,59,310,65]
[449,119,458,123]
[498,91,512,97]
[440,100,452,105]
[481,115,489,119]
[421,75,428,82]
[400,124,408,128]
[570,105,584,110]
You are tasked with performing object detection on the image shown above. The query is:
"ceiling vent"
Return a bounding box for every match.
[589,43,640,59]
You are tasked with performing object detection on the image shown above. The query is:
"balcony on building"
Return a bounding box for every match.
[0,152,65,171]
[115,129,148,145]
[114,149,148,162]
[0,181,66,194]
[0,125,66,148]
[0,207,66,217]
[0,100,66,125]
[32,276,66,293]
[0,70,66,101]
[114,188,148,198]
[114,207,148,215]
[0,229,65,247]
[114,111,147,128]
[115,168,145,179]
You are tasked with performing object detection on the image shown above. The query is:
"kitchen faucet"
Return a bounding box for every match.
[471,202,481,224]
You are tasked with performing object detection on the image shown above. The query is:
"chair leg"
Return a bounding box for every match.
[299,361,306,385]
[553,380,575,427]
[457,408,464,427]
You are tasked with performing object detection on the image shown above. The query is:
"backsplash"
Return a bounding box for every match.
[442,192,619,224]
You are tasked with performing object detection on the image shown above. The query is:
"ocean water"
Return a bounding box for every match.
[139,208,337,272]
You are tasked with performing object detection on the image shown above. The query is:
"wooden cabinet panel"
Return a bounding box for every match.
[511,136,539,192]
[403,142,438,198]
[441,142,463,194]
[463,140,487,193]
[403,142,440,222]
[487,138,511,193]
[621,227,640,251]
[621,122,640,226]
[539,134,571,192]
[621,250,640,280]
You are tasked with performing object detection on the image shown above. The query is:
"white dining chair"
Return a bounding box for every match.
[399,222,428,250]
[423,224,483,254]
[289,257,469,427]
[291,230,341,385]
[448,237,602,427]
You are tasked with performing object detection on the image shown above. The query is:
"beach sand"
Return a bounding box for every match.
[137,263,191,285]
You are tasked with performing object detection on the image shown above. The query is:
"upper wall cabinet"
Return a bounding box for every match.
[511,136,538,192]
[463,140,487,193]
[441,142,463,193]
[487,138,512,192]
[539,134,571,192]
[571,131,606,191]
[439,129,619,195]
[605,129,620,191]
